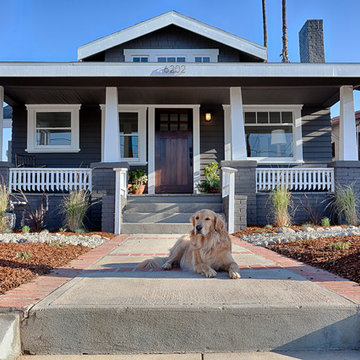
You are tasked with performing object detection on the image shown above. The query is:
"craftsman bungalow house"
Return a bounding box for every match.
[0,12,359,233]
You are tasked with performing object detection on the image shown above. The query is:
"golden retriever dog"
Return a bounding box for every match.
[137,209,240,279]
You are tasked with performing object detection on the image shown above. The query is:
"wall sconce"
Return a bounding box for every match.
[205,113,212,121]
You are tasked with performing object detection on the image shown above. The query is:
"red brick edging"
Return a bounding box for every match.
[0,234,129,311]
[231,236,360,304]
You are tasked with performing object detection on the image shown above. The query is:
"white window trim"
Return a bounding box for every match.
[100,104,147,165]
[223,104,304,164]
[26,104,81,153]
[124,49,219,63]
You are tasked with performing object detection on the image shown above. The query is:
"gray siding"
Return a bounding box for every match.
[103,25,258,63]
[12,105,102,168]
[301,106,332,165]
[200,105,224,179]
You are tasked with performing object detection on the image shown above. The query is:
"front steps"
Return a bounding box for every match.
[121,194,224,234]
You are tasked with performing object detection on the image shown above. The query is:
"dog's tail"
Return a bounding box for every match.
[136,257,167,270]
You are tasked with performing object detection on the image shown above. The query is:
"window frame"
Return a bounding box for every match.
[100,105,147,165]
[243,105,303,164]
[26,104,81,153]
[124,49,219,63]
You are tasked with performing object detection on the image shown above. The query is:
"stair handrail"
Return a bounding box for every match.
[221,167,237,234]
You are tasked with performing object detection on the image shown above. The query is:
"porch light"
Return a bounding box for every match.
[205,113,212,121]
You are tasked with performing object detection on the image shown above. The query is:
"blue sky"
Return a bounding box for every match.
[1,0,360,157]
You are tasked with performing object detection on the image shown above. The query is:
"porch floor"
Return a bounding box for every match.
[20,234,360,355]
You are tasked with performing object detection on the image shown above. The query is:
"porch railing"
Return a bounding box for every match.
[222,167,237,234]
[9,168,92,193]
[114,167,128,235]
[256,168,334,193]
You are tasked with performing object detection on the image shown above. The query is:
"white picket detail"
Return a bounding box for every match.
[256,168,334,193]
[114,167,128,235]
[222,167,237,234]
[9,168,92,193]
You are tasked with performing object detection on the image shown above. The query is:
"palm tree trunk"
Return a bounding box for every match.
[262,0,268,48]
[281,0,289,62]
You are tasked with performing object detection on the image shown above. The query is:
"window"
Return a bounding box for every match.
[124,49,219,63]
[100,105,147,164]
[26,105,81,153]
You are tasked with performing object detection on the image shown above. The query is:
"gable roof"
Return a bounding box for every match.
[77,11,267,61]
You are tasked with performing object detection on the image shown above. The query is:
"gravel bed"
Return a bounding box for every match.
[241,225,360,247]
[0,231,107,248]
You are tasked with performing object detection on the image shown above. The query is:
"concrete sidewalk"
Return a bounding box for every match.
[18,234,360,355]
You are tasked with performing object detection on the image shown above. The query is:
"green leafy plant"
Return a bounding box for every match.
[59,227,67,233]
[131,184,139,191]
[328,241,350,251]
[75,228,85,233]
[321,217,331,227]
[62,189,89,233]
[0,183,10,232]
[129,169,148,186]
[50,239,65,247]
[270,186,292,227]
[22,225,30,233]
[197,162,220,193]
[331,184,359,225]
[16,252,31,260]
[264,224,273,229]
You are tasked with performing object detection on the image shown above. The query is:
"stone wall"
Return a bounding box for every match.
[223,194,247,231]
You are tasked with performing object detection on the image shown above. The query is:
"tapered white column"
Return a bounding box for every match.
[103,87,120,162]
[0,86,3,161]
[230,87,247,160]
[339,85,358,161]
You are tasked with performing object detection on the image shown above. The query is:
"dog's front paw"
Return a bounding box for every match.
[204,268,217,278]
[229,270,241,279]
[162,262,172,270]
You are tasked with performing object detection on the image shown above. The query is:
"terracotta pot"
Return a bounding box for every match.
[209,188,221,193]
[132,185,146,194]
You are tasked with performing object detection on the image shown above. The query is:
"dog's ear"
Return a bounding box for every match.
[214,214,226,233]
[190,215,196,226]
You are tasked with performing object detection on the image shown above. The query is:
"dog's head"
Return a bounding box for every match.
[190,209,226,236]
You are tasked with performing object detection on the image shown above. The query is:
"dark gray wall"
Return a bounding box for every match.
[102,25,259,63]
[200,105,224,179]
[12,105,102,168]
[256,192,331,225]
[301,106,332,165]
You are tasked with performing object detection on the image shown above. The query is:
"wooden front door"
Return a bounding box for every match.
[155,109,193,193]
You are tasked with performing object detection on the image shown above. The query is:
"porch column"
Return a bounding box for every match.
[230,87,247,160]
[0,86,3,161]
[103,87,120,162]
[339,85,358,161]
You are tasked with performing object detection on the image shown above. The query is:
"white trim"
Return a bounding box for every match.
[25,104,81,153]
[242,104,304,163]
[4,62,360,79]
[0,86,3,161]
[339,86,358,161]
[222,105,231,161]
[147,104,200,194]
[101,104,147,164]
[78,11,266,61]
[124,49,219,63]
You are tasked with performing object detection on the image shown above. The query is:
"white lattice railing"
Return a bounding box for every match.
[9,168,92,193]
[222,167,237,234]
[256,168,334,193]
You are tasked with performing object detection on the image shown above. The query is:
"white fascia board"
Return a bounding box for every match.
[2,62,360,78]
[77,11,267,61]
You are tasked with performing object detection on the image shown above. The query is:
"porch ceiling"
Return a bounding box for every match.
[4,85,341,107]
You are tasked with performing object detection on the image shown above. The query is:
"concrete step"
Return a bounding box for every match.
[127,194,222,204]
[121,222,193,234]
[123,212,225,223]
[124,202,224,213]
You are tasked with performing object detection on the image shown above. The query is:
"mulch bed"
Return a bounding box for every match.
[268,236,360,284]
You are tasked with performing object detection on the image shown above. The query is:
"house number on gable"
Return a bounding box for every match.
[163,65,186,74]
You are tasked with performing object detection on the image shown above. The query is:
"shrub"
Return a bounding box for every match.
[331,184,359,225]
[62,189,89,232]
[321,217,330,227]
[22,225,30,233]
[270,186,292,227]
[328,241,350,251]
[197,162,220,193]
[16,252,31,260]
[0,183,10,231]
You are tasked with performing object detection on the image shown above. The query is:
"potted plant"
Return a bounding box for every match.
[129,169,148,194]
[197,162,221,193]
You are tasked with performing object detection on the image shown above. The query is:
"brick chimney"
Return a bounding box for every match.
[299,19,325,63]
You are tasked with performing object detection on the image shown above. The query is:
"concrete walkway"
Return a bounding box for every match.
[16,234,360,355]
